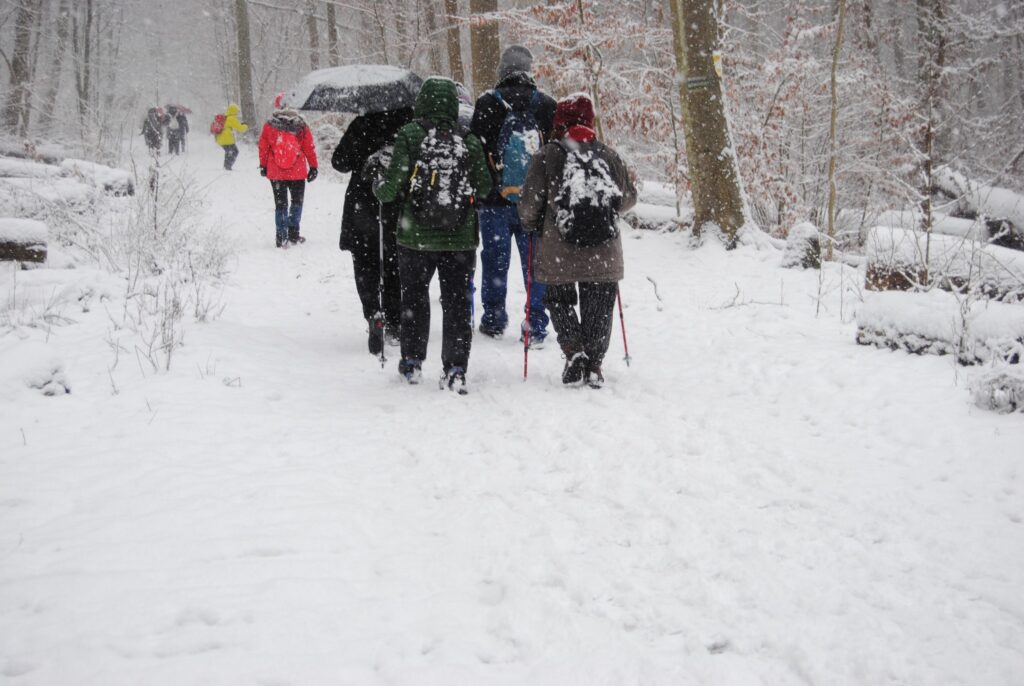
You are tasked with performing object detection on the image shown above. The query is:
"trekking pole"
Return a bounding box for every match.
[617,285,631,367]
[375,204,387,368]
[523,233,534,381]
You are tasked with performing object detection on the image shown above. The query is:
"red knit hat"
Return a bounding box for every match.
[552,93,595,139]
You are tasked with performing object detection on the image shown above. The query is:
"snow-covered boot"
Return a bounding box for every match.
[384,323,401,347]
[585,364,605,389]
[441,367,468,395]
[561,352,588,385]
[398,358,422,384]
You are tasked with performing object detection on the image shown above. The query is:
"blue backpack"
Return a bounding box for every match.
[493,89,543,204]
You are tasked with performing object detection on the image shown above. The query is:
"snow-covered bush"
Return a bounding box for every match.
[105,160,231,373]
[781,222,822,269]
[970,366,1024,414]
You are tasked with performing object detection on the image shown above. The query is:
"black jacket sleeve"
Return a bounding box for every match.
[332,117,381,174]
[469,91,504,165]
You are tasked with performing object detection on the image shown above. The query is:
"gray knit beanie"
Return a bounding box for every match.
[498,45,534,81]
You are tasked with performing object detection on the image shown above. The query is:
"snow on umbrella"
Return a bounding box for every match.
[282,64,423,115]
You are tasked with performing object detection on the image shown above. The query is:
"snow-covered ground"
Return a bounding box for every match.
[1,142,1022,685]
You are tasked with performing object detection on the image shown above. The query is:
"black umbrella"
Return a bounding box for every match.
[283,65,423,115]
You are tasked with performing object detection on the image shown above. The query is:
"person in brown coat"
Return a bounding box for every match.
[518,94,637,388]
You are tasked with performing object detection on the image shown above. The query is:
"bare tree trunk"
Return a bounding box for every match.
[826,0,847,261]
[469,0,499,96]
[917,0,946,284]
[37,0,71,131]
[670,0,746,243]
[3,0,39,135]
[306,0,321,71]
[326,0,340,67]
[234,0,257,129]
[423,0,445,76]
[72,0,94,129]
[444,0,466,84]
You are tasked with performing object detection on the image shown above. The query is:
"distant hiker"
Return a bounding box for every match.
[332,107,414,356]
[141,107,165,152]
[518,93,636,388]
[374,77,492,392]
[166,106,189,155]
[470,45,557,344]
[212,103,248,170]
[258,94,318,248]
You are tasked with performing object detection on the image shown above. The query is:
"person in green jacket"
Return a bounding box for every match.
[214,103,249,170]
[374,77,492,392]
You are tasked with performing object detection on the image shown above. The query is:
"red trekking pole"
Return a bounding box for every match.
[523,234,534,380]
[617,285,631,367]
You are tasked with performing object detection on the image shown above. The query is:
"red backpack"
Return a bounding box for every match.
[209,114,226,135]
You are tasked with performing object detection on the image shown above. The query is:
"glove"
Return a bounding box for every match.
[259,166,267,177]
[307,167,318,183]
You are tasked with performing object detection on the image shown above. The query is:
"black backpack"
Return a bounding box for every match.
[553,140,623,247]
[407,120,474,230]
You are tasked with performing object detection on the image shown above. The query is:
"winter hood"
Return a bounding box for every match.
[226,103,240,116]
[268,109,306,133]
[414,77,459,124]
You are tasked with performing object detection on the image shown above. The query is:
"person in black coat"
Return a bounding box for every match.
[332,107,413,356]
[470,45,557,342]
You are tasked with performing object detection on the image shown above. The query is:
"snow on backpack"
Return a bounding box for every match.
[553,140,623,247]
[407,121,474,230]
[493,90,544,203]
[209,114,226,135]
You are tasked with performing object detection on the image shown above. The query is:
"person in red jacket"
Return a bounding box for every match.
[258,94,319,247]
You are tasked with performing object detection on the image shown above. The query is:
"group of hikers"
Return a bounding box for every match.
[213,46,636,393]
[141,106,190,155]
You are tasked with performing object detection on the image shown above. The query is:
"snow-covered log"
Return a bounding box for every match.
[61,159,134,196]
[934,167,1024,250]
[864,226,1024,302]
[0,218,47,263]
[856,290,1024,366]
[0,157,68,180]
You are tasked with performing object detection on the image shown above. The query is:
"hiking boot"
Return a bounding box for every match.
[520,333,547,350]
[288,235,306,245]
[441,367,468,395]
[479,322,504,339]
[275,237,284,248]
[561,352,588,385]
[586,364,605,389]
[367,315,385,355]
[384,324,400,347]
[398,358,422,384]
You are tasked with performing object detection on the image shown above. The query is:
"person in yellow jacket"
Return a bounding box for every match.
[214,103,249,170]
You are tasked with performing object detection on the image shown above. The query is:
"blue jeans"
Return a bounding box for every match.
[478,206,548,337]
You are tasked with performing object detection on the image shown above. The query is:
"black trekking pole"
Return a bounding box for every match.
[375,204,388,368]
[617,285,631,367]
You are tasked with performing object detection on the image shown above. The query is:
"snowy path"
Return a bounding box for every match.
[1,143,1022,685]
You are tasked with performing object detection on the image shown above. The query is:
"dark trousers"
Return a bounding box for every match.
[349,227,400,328]
[168,132,183,155]
[270,179,305,243]
[397,246,475,372]
[222,144,239,170]
[544,282,618,366]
